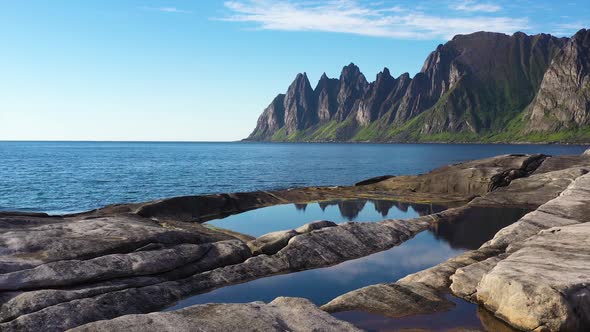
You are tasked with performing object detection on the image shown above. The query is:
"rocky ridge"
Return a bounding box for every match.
[246,29,590,143]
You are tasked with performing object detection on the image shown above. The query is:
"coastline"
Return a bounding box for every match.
[1,151,590,331]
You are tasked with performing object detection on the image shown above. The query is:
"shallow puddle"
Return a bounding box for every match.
[206,199,446,237]
[171,206,529,331]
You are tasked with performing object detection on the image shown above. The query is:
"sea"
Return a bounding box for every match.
[0,141,586,214]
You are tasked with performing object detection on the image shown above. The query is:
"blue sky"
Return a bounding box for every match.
[0,1,588,141]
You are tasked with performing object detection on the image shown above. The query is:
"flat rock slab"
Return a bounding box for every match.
[371,154,548,197]
[449,173,590,331]
[477,223,590,332]
[68,297,362,332]
[470,167,587,209]
[321,282,454,317]
[0,215,215,274]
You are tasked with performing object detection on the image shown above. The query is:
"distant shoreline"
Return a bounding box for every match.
[1,140,589,146]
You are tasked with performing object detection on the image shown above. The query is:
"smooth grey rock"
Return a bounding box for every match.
[398,247,501,291]
[0,240,251,328]
[322,246,500,318]
[69,297,362,332]
[484,170,590,250]
[247,230,298,255]
[0,244,210,291]
[0,215,207,274]
[450,256,504,302]
[295,220,337,233]
[533,155,590,174]
[483,209,580,250]
[477,223,590,332]
[321,282,454,317]
[470,167,587,208]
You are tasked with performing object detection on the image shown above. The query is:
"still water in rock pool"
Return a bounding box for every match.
[206,199,445,237]
[169,206,528,331]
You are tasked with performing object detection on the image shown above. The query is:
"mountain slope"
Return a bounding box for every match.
[246,30,590,143]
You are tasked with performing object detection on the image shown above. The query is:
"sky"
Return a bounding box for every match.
[0,1,588,141]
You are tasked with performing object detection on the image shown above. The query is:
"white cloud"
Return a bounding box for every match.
[221,0,529,40]
[451,0,501,13]
[141,7,192,14]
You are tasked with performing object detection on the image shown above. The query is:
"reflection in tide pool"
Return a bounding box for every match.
[333,294,519,332]
[165,231,464,310]
[207,199,445,237]
[167,206,529,331]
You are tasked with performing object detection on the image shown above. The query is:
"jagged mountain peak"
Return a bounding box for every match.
[573,28,590,43]
[288,72,313,92]
[246,29,590,143]
[376,67,392,80]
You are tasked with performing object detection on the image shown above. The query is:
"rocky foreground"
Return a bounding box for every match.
[1,151,590,331]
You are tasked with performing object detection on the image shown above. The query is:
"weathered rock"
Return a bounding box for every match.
[68,297,362,332]
[447,172,590,331]
[533,155,590,174]
[449,255,504,302]
[526,29,590,134]
[248,220,339,256]
[321,282,454,317]
[483,170,590,249]
[354,175,394,186]
[0,240,251,325]
[470,167,587,208]
[0,215,212,274]
[1,152,588,332]
[275,217,432,271]
[247,230,298,255]
[372,154,549,197]
[477,223,590,332]
[397,247,501,291]
[294,220,337,233]
[0,244,213,291]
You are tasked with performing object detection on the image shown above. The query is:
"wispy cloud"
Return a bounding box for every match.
[451,0,502,13]
[141,7,192,14]
[550,21,587,36]
[221,0,528,40]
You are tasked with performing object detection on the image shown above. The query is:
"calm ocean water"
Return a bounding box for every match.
[0,141,586,214]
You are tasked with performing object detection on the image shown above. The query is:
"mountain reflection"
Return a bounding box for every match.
[306,199,446,221]
[294,203,307,211]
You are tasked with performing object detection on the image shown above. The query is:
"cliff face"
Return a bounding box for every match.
[246,30,590,143]
[526,29,590,133]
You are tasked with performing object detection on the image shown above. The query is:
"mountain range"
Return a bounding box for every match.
[245,29,590,143]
